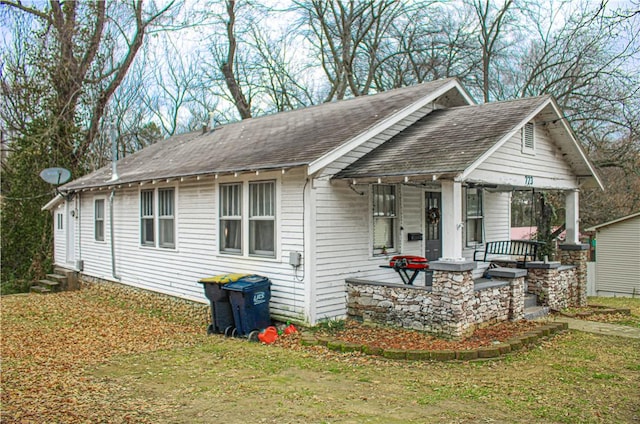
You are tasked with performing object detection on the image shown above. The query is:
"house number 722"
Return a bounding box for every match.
[524,175,534,186]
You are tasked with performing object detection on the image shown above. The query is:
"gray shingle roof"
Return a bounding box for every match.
[335,95,551,179]
[63,78,460,190]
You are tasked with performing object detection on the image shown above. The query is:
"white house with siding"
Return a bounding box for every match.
[585,213,640,297]
[43,77,602,325]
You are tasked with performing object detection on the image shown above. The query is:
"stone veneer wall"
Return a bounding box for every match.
[559,244,589,307]
[346,262,525,339]
[526,262,576,310]
[80,275,210,326]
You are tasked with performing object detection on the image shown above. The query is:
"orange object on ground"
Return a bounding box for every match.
[284,324,297,335]
[258,326,278,344]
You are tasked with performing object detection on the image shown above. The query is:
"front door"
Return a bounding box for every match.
[425,192,442,262]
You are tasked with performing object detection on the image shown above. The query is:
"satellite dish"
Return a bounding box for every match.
[39,167,71,186]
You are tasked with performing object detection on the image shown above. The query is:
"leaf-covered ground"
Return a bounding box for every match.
[1,290,206,423]
[2,289,640,423]
[308,320,543,351]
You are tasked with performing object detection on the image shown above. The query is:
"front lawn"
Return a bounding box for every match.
[2,290,639,423]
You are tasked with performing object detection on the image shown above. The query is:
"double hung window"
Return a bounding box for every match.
[219,180,276,257]
[220,183,242,253]
[94,199,105,241]
[140,188,175,248]
[141,189,155,246]
[158,189,175,248]
[249,181,275,256]
[372,184,397,253]
[465,187,483,246]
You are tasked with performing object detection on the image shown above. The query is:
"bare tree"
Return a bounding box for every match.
[294,0,404,101]
[248,25,317,112]
[376,2,478,89]
[141,35,201,135]
[467,0,515,102]
[0,0,181,169]
[220,0,252,119]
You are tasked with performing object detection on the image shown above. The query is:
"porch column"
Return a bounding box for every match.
[440,180,464,260]
[565,189,580,244]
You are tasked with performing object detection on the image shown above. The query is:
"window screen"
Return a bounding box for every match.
[249,181,275,256]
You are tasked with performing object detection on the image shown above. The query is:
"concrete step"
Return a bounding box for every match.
[524,294,538,309]
[46,273,67,284]
[524,306,549,320]
[38,279,60,290]
[30,285,52,294]
[52,267,79,291]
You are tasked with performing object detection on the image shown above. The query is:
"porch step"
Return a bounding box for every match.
[524,294,538,309]
[52,267,79,291]
[30,285,52,294]
[46,273,67,284]
[38,279,61,291]
[524,306,549,320]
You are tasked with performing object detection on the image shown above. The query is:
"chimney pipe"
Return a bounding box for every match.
[110,122,119,181]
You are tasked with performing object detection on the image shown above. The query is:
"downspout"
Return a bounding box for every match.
[109,122,120,280]
[77,191,82,268]
[110,189,120,281]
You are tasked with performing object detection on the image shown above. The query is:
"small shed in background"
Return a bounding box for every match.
[585,212,640,297]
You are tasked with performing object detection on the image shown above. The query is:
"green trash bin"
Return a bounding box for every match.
[198,274,249,335]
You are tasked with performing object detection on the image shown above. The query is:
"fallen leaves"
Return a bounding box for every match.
[306,320,544,351]
[1,289,206,423]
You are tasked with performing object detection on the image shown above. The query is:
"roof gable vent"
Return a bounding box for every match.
[522,122,535,154]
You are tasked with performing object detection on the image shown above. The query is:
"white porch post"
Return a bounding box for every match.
[565,189,580,244]
[441,180,464,260]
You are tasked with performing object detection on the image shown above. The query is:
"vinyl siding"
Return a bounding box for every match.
[312,181,428,320]
[595,217,640,296]
[468,122,578,190]
[74,168,307,322]
[483,191,511,243]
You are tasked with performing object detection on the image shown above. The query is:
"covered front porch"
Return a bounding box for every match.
[330,95,601,337]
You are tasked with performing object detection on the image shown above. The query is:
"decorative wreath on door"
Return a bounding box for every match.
[428,207,440,225]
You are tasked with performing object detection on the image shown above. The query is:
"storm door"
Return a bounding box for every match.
[424,192,442,262]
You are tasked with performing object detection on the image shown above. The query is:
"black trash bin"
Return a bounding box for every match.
[223,275,272,337]
[198,274,249,335]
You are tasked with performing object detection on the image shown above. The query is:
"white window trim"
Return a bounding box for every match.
[248,180,277,258]
[139,185,178,250]
[219,182,243,255]
[464,187,484,248]
[521,122,535,155]
[158,187,176,249]
[94,197,106,242]
[217,174,281,261]
[371,183,399,256]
